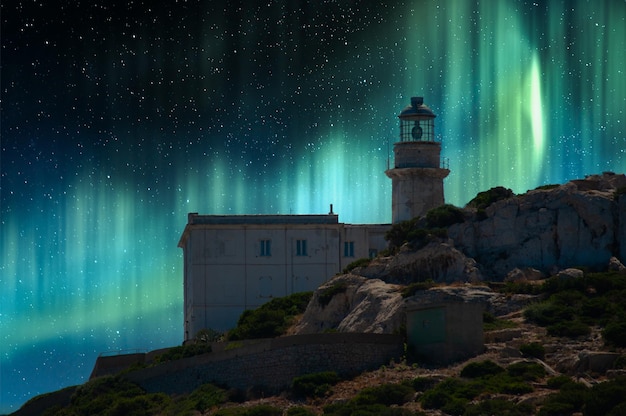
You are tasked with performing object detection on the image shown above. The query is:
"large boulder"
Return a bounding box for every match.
[357,241,482,285]
[291,274,404,334]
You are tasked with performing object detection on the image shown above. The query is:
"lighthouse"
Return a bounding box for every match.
[385,96,450,223]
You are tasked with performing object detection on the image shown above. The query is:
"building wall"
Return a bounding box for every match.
[180,216,390,340]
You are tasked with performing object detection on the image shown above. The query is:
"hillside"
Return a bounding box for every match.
[14,173,626,416]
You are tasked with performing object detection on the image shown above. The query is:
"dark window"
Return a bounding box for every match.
[260,239,271,256]
[344,241,355,257]
[296,239,307,256]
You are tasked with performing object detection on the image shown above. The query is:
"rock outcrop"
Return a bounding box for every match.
[293,277,536,335]
[449,172,626,277]
[357,241,482,284]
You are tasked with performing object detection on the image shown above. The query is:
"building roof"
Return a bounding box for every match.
[186,213,339,225]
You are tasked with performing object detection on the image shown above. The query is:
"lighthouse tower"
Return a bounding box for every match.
[385,96,450,224]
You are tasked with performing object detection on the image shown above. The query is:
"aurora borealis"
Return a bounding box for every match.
[1,0,625,411]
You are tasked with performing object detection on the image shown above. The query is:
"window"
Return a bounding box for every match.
[296,239,307,256]
[344,241,355,257]
[260,239,271,256]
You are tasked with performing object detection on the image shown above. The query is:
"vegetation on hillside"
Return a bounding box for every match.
[153,343,213,364]
[317,281,349,307]
[39,376,228,416]
[465,186,515,210]
[523,272,626,344]
[385,204,465,251]
[25,257,626,415]
[227,291,312,340]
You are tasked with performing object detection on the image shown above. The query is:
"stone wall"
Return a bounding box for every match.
[124,333,404,396]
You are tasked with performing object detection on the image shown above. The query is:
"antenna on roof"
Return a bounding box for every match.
[329,204,334,215]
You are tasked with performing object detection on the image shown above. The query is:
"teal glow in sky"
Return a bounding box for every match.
[1,0,625,412]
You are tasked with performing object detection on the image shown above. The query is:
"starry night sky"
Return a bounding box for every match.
[1,0,625,411]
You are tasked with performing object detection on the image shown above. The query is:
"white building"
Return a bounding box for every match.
[179,97,449,340]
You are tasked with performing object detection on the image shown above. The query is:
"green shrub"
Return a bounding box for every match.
[581,297,615,324]
[352,383,414,406]
[524,302,576,326]
[522,272,626,342]
[538,380,587,416]
[384,208,458,251]
[499,381,534,395]
[323,402,415,416]
[466,186,514,210]
[506,361,546,381]
[50,376,175,415]
[460,360,505,378]
[227,292,312,340]
[494,280,544,295]
[586,272,626,294]
[213,404,283,416]
[464,398,534,416]
[534,184,560,191]
[546,375,572,389]
[584,377,626,416]
[178,383,228,414]
[420,383,455,409]
[538,400,578,416]
[411,376,437,392]
[420,378,481,410]
[546,319,591,338]
[385,217,420,249]
[292,371,340,398]
[519,342,545,360]
[424,204,465,228]
[285,407,317,416]
[195,328,223,342]
[154,343,213,363]
[317,281,349,307]
[323,383,417,416]
[602,320,626,347]
[540,275,586,295]
[343,257,372,274]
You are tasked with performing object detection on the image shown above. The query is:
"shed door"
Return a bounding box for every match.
[407,307,446,345]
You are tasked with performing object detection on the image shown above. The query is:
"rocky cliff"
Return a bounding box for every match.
[294,173,626,336]
[449,172,626,278]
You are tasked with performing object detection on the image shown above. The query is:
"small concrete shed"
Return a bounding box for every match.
[406,301,484,364]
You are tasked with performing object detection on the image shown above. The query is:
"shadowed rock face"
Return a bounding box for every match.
[448,172,626,278]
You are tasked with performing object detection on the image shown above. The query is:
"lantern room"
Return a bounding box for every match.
[399,96,437,142]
